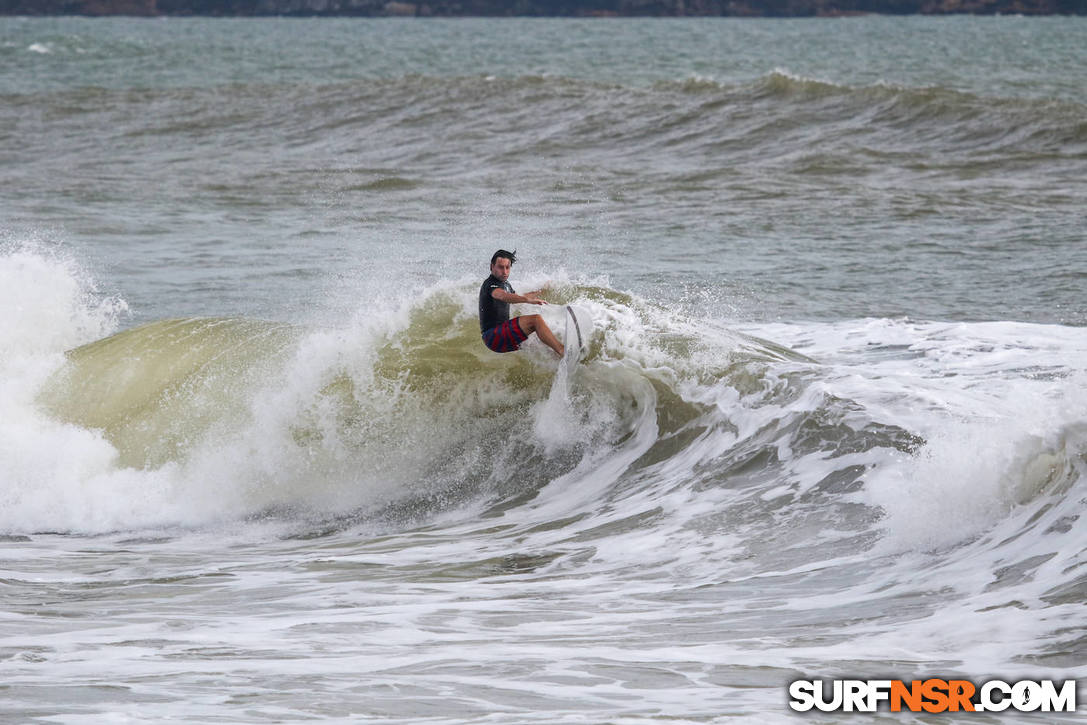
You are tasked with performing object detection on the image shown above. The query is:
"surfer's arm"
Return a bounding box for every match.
[492,288,547,306]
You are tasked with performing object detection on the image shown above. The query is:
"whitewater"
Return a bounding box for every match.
[2,15,1086,723]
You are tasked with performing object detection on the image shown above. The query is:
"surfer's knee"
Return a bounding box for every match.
[519,314,542,333]
[532,314,554,330]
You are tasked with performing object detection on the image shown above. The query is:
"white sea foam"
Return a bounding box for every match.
[0,243,136,531]
[744,318,1087,551]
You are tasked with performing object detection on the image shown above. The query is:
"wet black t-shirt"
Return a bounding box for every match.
[479,274,514,333]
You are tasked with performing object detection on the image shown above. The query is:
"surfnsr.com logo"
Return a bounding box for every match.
[788,679,1077,713]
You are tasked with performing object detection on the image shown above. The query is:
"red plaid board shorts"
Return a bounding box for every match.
[482,318,527,353]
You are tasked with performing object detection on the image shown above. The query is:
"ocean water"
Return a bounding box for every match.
[1,15,1085,722]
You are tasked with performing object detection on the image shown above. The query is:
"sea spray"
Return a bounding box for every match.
[0,240,125,364]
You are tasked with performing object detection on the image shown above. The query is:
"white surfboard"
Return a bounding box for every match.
[562,304,593,365]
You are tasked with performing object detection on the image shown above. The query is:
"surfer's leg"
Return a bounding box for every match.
[516,315,564,358]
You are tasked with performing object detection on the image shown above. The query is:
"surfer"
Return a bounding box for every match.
[479,249,564,358]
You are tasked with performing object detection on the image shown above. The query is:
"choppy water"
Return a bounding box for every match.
[1,15,1085,723]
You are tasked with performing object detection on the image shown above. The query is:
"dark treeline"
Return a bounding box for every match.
[3,0,1084,17]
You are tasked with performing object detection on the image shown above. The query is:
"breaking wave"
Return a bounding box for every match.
[3,245,1083,592]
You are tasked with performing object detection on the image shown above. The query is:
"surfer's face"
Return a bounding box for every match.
[490,257,512,282]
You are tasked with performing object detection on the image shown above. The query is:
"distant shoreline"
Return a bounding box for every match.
[3,0,1085,17]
